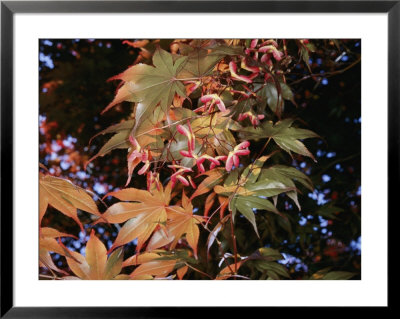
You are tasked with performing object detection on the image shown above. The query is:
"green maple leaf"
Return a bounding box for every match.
[102,48,188,131]
[259,165,314,210]
[86,121,134,166]
[257,82,294,116]
[240,118,319,161]
[214,156,295,237]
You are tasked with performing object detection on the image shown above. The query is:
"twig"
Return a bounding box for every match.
[289,57,361,86]
[185,263,213,279]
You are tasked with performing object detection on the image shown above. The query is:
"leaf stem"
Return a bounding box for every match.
[229,213,239,275]
[289,57,361,85]
[185,263,213,279]
[39,274,63,280]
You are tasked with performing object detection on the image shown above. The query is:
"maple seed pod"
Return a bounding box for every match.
[138,161,150,175]
[233,154,240,168]
[180,150,193,158]
[197,162,206,174]
[261,54,273,67]
[170,170,185,179]
[235,141,250,150]
[250,39,259,49]
[260,39,279,48]
[177,124,191,140]
[200,95,214,104]
[177,123,195,152]
[127,150,140,163]
[238,113,247,121]
[234,149,250,156]
[229,61,254,84]
[169,165,193,174]
[206,157,220,166]
[200,94,226,113]
[129,135,141,150]
[141,149,149,162]
[176,175,190,187]
[209,156,225,169]
[225,153,234,172]
[196,157,206,165]
[187,176,197,189]
[251,116,260,126]
[241,58,260,74]
[187,121,196,150]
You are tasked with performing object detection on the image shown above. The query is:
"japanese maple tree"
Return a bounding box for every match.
[39,39,359,280]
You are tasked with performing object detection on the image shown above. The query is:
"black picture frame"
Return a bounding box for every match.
[1,0,395,317]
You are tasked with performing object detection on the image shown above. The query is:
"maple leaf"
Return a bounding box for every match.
[190,111,241,156]
[146,192,205,258]
[98,182,173,253]
[89,130,131,164]
[101,48,188,132]
[259,165,313,210]
[63,230,124,280]
[244,247,290,279]
[122,251,162,268]
[85,120,134,167]
[257,81,294,116]
[130,259,177,280]
[177,41,244,78]
[39,227,77,276]
[216,260,245,280]
[122,250,188,280]
[86,111,165,181]
[176,266,189,280]
[252,260,290,280]
[204,192,216,217]
[166,109,241,167]
[240,118,319,161]
[191,112,231,138]
[214,156,296,236]
[190,168,226,199]
[39,172,100,231]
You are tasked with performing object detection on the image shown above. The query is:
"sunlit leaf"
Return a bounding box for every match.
[177,265,188,279]
[130,259,177,279]
[39,227,77,275]
[147,192,204,258]
[123,250,187,280]
[39,173,100,230]
[63,230,124,280]
[102,48,188,133]
[190,168,226,199]
[99,182,173,253]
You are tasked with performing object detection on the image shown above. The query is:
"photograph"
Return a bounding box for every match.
[38,38,361,281]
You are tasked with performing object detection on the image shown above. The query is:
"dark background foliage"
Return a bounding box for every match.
[39,39,361,279]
